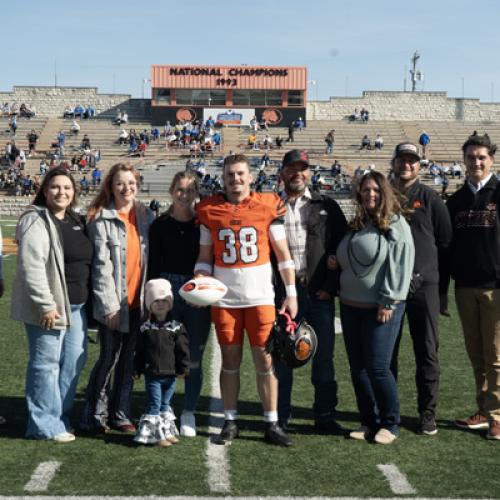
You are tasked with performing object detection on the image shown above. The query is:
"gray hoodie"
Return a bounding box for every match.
[11,206,71,329]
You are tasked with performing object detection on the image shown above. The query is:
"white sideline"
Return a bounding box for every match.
[376,464,417,495]
[205,332,230,493]
[23,461,61,492]
[0,496,487,500]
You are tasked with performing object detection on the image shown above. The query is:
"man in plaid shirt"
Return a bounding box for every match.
[275,150,348,434]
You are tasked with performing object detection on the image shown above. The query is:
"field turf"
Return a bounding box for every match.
[0,219,499,498]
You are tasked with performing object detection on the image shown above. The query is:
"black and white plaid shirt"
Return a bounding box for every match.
[281,188,312,278]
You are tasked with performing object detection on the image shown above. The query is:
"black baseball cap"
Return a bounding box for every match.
[282,149,310,169]
[393,142,421,161]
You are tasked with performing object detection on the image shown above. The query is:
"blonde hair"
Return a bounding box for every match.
[167,171,199,215]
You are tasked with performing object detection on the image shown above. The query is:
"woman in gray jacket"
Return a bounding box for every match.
[80,163,153,434]
[11,167,93,442]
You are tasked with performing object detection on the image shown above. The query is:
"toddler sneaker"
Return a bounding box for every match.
[134,415,159,445]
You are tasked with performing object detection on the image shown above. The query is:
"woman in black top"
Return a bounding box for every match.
[11,167,93,442]
[148,171,211,437]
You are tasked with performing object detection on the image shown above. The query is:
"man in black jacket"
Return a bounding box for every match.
[275,149,348,433]
[390,142,452,436]
[446,133,500,441]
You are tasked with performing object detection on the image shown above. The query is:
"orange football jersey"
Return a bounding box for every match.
[196,192,286,269]
[196,192,286,307]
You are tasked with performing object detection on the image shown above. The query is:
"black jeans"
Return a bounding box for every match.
[391,282,440,415]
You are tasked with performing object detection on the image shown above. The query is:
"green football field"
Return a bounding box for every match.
[0,219,499,499]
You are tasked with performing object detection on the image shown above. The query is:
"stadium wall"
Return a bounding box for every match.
[307,91,500,121]
[0,86,150,118]
[2,86,500,122]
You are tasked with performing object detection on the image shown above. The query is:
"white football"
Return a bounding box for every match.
[179,276,228,306]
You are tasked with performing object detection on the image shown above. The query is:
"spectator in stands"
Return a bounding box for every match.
[419,131,430,159]
[250,116,258,132]
[354,165,364,178]
[295,117,305,131]
[331,160,342,177]
[360,108,370,122]
[70,120,80,135]
[9,116,17,137]
[164,121,173,137]
[11,167,93,442]
[39,159,48,175]
[121,112,128,124]
[213,131,221,148]
[440,172,449,196]
[114,109,122,125]
[139,140,147,157]
[375,134,384,150]
[63,106,74,119]
[19,103,35,119]
[349,108,361,121]
[81,134,91,150]
[2,103,10,116]
[80,163,153,435]
[91,166,102,186]
[205,116,215,129]
[360,135,371,150]
[27,129,39,155]
[261,134,271,149]
[287,122,295,143]
[73,104,85,119]
[325,130,335,155]
[332,171,415,444]
[84,105,95,119]
[149,199,161,218]
[128,138,138,155]
[450,161,462,178]
[275,134,284,149]
[119,129,129,145]
[259,117,269,131]
[151,128,160,142]
[80,176,90,195]
[248,133,257,149]
[18,149,27,170]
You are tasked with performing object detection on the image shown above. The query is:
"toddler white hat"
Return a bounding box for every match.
[145,279,173,311]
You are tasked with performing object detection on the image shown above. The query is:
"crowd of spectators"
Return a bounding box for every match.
[63,104,95,120]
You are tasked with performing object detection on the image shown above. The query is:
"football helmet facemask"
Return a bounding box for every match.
[266,312,317,368]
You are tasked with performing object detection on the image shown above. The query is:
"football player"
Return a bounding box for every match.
[195,154,298,447]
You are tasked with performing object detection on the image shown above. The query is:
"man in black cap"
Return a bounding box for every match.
[275,149,348,433]
[390,142,452,435]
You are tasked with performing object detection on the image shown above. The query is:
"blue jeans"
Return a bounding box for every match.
[340,302,405,434]
[145,375,176,415]
[161,272,211,412]
[25,304,87,439]
[276,283,337,424]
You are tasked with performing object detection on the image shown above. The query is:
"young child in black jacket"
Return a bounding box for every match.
[134,279,190,447]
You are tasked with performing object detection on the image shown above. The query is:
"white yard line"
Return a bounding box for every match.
[23,461,61,492]
[205,331,230,493]
[0,496,485,500]
[376,464,417,495]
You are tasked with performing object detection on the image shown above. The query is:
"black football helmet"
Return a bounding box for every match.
[266,312,318,369]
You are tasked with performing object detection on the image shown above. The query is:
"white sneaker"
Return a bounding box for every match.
[53,432,76,443]
[159,411,179,443]
[134,415,159,445]
[180,411,197,437]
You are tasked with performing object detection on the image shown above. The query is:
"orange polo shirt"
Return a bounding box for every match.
[118,209,141,309]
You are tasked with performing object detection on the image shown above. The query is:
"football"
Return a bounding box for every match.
[179,276,228,306]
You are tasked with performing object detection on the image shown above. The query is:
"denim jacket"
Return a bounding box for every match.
[88,202,153,332]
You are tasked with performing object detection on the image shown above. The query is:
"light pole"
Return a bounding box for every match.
[141,79,150,99]
[307,80,318,101]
